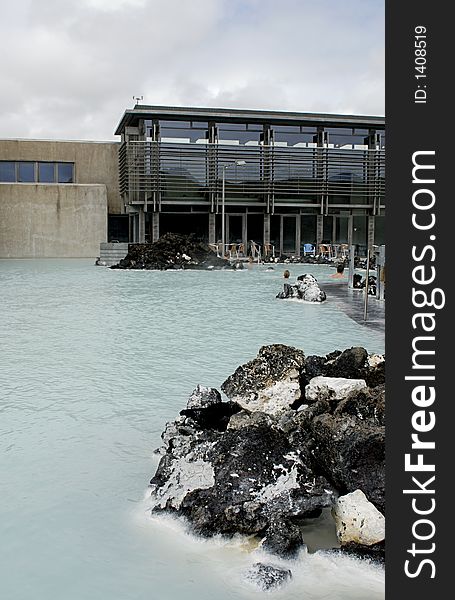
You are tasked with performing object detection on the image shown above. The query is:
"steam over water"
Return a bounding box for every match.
[0,260,384,599]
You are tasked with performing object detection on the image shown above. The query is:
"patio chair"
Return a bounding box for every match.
[319,244,332,259]
[208,243,221,257]
[302,243,316,256]
[229,243,238,259]
[263,243,275,258]
[249,240,261,260]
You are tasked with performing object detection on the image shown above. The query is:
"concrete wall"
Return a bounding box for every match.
[0,139,121,213]
[0,183,107,258]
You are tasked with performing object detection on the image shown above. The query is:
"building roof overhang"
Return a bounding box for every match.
[114,105,385,135]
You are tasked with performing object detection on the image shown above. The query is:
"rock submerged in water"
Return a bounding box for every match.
[149,344,385,567]
[276,274,327,302]
[111,233,230,270]
[245,562,292,591]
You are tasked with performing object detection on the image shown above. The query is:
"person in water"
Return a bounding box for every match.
[330,264,345,279]
[282,269,292,296]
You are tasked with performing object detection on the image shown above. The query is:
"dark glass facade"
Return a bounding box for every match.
[117,106,385,254]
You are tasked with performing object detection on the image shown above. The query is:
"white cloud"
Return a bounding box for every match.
[84,0,147,10]
[0,0,384,140]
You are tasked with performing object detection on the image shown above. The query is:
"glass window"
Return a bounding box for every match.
[374,216,385,246]
[0,162,16,182]
[218,130,260,145]
[190,121,208,129]
[217,123,262,145]
[160,120,208,129]
[272,125,317,146]
[0,161,74,184]
[18,162,35,183]
[160,120,192,129]
[353,215,368,253]
[326,127,368,148]
[57,163,74,183]
[38,162,55,183]
[217,122,248,131]
[160,132,192,143]
[160,146,207,200]
[160,121,208,143]
[301,215,317,245]
[322,216,333,243]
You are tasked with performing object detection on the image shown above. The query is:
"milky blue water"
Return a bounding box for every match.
[0,260,385,600]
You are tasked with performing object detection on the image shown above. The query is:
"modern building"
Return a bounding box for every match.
[116,105,385,257]
[0,105,384,258]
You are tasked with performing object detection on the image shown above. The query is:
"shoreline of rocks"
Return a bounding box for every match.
[147,345,385,589]
[108,232,374,272]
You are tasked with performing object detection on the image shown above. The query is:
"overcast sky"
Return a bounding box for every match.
[1,0,384,141]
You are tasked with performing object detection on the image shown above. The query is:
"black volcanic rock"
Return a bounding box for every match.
[245,563,293,591]
[276,274,327,302]
[221,344,306,414]
[176,423,336,539]
[324,347,368,379]
[111,233,230,270]
[310,412,385,513]
[147,345,386,561]
[261,517,305,558]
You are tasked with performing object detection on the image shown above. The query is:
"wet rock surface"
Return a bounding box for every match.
[245,562,292,591]
[221,344,306,415]
[111,233,230,270]
[310,401,385,513]
[276,274,327,302]
[148,344,386,564]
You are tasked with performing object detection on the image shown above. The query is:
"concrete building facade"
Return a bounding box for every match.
[0,139,122,258]
[0,183,107,258]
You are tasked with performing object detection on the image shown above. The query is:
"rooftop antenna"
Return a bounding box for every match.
[133,95,144,104]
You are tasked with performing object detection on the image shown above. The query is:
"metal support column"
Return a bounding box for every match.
[152,212,160,242]
[225,214,230,249]
[138,208,145,243]
[348,215,354,247]
[316,214,323,248]
[208,122,218,213]
[279,216,284,256]
[208,212,216,245]
[368,215,375,251]
[263,213,271,246]
[375,245,386,301]
[295,214,301,257]
[348,245,356,288]
[363,249,371,321]
[242,214,247,255]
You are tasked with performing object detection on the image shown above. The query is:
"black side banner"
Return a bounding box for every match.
[387,2,451,596]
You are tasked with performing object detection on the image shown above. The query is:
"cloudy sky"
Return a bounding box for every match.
[1,0,384,141]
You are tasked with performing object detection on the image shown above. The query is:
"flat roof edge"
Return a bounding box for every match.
[115,105,385,135]
[0,138,119,144]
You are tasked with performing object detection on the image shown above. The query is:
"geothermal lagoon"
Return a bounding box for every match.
[0,260,385,599]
